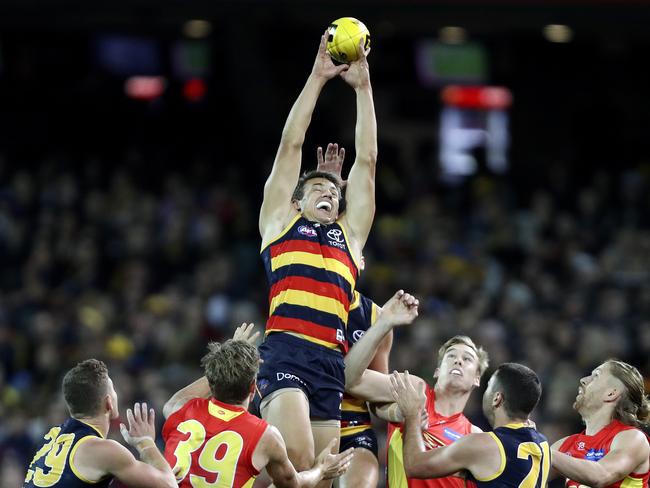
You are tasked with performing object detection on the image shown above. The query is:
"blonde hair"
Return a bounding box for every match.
[605,359,650,427]
[437,335,490,378]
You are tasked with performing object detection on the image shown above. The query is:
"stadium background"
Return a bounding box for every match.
[1,1,650,486]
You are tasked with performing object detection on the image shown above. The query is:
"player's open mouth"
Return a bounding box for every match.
[316,201,332,211]
[450,369,463,376]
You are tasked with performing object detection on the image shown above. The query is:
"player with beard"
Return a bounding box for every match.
[551,359,650,488]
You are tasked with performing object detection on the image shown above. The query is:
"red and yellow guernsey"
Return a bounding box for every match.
[558,419,650,488]
[163,398,269,488]
[261,215,359,352]
[387,386,474,488]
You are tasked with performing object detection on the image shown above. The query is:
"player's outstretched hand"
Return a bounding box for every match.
[390,371,425,419]
[119,402,156,451]
[314,438,355,480]
[232,323,260,344]
[316,143,346,184]
[378,290,419,328]
[339,38,370,89]
[312,31,349,81]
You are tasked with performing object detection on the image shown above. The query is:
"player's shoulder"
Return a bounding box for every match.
[453,432,497,455]
[73,436,132,471]
[612,426,650,450]
[551,435,572,451]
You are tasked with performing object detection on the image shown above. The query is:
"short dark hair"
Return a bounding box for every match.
[202,340,260,404]
[492,363,542,418]
[63,359,110,417]
[291,170,346,213]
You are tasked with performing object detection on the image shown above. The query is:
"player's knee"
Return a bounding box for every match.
[286,446,314,471]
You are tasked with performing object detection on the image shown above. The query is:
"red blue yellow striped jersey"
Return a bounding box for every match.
[261,214,359,352]
[466,423,550,488]
[341,291,380,437]
[558,419,649,488]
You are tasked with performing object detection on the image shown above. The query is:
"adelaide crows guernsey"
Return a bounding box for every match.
[467,423,550,488]
[558,419,650,488]
[261,214,359,352]
[341,291,381,439]
[387,386,474,488]
[23,418,111,488]
[163,398,269,488]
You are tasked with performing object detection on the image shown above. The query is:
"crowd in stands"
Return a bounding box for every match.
[1,150,649,486]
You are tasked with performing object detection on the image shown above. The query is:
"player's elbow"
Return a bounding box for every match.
[405,451,438,479]
[404,459,429,479]
[272,472,300,488]
[591,471,628,488]
[356,150,377,168]
[156,470,178,488]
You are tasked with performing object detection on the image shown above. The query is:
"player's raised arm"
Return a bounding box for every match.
[338,40,377,259]
[260,33,348,244]
[345,290,418,396]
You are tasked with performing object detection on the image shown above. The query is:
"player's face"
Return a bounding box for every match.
[298,178,340,224]
[574,363,619,413]
[106,377,119,420]
[435,344,481,392]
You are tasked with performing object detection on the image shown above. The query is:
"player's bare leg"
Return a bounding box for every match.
[311,420,341,488]
[335,448,378,488]
[261,388,315,471]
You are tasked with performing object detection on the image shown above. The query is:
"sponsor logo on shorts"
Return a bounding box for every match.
[577,441,585,450]
[298,225,317,237]
[276,372,307,387]
[355,436,373,448]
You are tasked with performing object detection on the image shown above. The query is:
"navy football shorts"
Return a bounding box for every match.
[254,333,345,420]
[340,428,378,457]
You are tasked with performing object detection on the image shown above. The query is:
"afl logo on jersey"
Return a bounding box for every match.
[298,225,317,237]
[327,229,344,242]
[352,330,365,343]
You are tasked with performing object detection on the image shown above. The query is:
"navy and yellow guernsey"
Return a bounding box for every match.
[23,417,111,488]
[341,291,380,439]
[466,423,551,488]
[261,214,359,352]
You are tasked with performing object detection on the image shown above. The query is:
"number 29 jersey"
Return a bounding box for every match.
[23,418,111,488]
[163,397,269,488]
